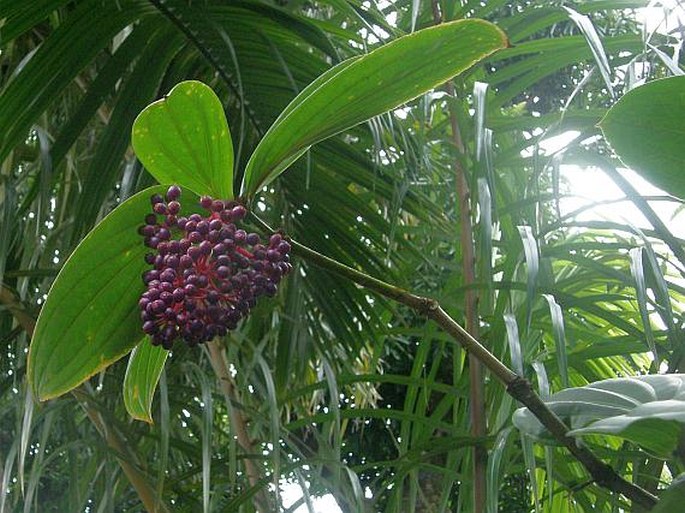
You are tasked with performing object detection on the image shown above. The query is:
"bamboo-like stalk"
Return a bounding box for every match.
[429,1,488,506]
[206,340,270,513]
[249,214,659,510]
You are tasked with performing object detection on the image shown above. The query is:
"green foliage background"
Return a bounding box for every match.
[0,1,683,512]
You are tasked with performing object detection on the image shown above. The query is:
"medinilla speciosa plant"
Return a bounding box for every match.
[25,19,662,510]
[27,19,508,418]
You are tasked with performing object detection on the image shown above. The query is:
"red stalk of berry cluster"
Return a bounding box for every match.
[137,186,292,349]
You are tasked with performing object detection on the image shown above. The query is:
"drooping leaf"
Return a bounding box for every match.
[123,340,169,423]
[563,6,614,99]
[241,19,508,197]
[600,76,685,199]
[132,80,234,199]
[0,0,147,164]
[28,186,196,401]
[513,374,685,457]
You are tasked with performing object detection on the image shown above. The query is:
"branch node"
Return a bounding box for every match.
[506,375,530,398]
[417,297,439,315]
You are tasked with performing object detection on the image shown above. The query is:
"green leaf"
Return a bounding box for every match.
[123,340,169,423]
[653,474,685,513]
[513,374,685,458]
[132,80,234,199]
[27,186,189,401]
[600,76,685,200]
[241,19,508,197]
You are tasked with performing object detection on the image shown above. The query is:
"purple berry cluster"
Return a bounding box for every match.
[137,185,292,349]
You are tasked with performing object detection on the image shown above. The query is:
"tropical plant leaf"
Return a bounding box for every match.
[653,473,685,513]
[600,76,685,200]
[28,186,183,401]
[132,80,234,199]
[123,340,169,423]
[241,19,508,197]
[513,374,685,457]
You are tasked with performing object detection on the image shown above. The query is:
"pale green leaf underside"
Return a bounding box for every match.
[132,80,234,199]
[241,19,508,197]
[513,374,685,457]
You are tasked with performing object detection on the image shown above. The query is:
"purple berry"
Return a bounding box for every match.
[277,241,291,254]
[189,231,203,244]
[173,288,185,303]
[166,185,181,201]
[151,300,166,314]
[168,201,181,215]
[143,321,158,334]
[187,246,202,261]
[180,254,193,268]
[160,269,176,282]
[231,205,246,219]
[139,187,292,349]
[153,203,168,215]
[199,241,212,255]
[197,221,209,235]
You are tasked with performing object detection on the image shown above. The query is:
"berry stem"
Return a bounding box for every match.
[235,246,254,259]
[248,213,658,510]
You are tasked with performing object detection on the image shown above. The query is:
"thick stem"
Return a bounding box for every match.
[249,214,659,510]
[206,340,269,513]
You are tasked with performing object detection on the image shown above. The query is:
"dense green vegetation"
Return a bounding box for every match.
[1,1,684,512]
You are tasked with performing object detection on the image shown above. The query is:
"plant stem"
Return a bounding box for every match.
[73,389,171,513]
[207,340,269,513]
[429,2,487,509]
[249,214,659,510]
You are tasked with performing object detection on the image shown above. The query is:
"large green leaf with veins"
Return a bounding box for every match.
[600,76,685,200]
[28,186,198,401]
[132,80,234,199]
[241,19,508,197]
